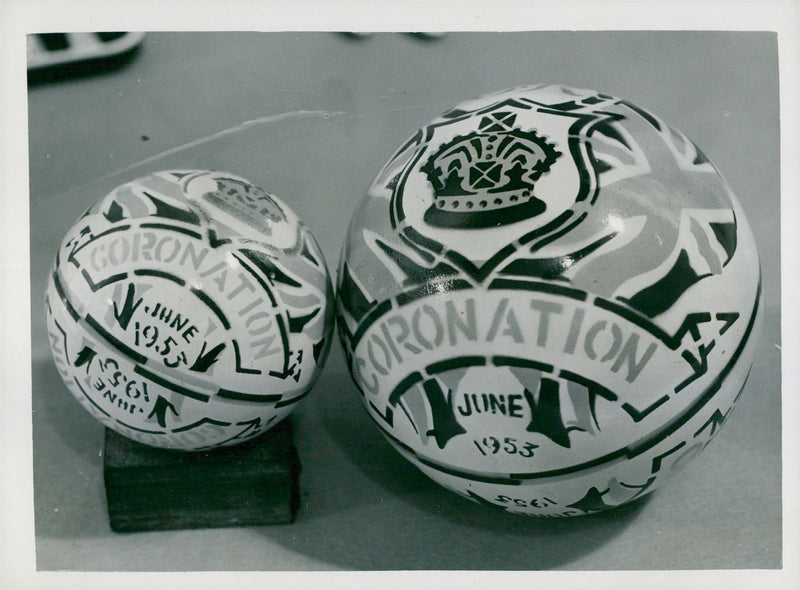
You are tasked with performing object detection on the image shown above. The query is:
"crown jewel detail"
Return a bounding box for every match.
[420,112,561,228]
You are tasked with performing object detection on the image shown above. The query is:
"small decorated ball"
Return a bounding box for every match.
[45,170,334,450]
[337,84,762,516]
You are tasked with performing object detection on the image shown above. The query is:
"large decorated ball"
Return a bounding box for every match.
[45,170,334,450]
[336,84,762,516]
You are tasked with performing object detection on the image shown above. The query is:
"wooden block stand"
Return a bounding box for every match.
[103,419,300,532]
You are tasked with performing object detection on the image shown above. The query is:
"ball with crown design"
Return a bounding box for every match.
[337,84,762,516]
[45,170,335,451]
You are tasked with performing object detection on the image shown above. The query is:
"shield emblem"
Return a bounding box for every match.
[385,85,621,278]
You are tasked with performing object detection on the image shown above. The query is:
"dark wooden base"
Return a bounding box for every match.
[103,419,300,532]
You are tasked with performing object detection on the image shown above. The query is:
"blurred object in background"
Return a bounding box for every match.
[339,32,445,41]
[27,32,145,85]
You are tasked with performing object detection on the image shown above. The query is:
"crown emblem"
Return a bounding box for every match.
[420,111,561,229]
[197,176,288,238]
[208,177,286,223]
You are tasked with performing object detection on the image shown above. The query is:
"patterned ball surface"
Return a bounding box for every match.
[45,170,334,450]
[337,85,762,516]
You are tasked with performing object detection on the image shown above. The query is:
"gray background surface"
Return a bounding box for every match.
[28,31,781,571]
